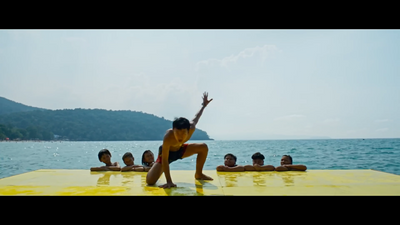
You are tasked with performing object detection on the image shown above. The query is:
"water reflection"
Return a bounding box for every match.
[217,173,239,187]
[278,172,307,187]
[95,172,115,186]
[251,172,271,186]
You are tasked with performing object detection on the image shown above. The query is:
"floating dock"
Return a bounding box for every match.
[1,169,400,195]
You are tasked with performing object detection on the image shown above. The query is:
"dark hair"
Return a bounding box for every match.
[252,152,265,160]
[224,153,237,162]
[122,152,133,160]
[98,149,111,161]
[283,155,293,164]
[172,117,190,131]
[142,150,153,166]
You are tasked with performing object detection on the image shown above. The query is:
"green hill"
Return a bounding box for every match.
[0,97,47,115]
[0,97,212,141]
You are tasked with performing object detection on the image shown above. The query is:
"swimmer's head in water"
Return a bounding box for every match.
[122,152,134,166]
[224,153,237,167]
[172,117,190,143]
[281,155,293,165]
[251,152,265,166]
[142,150,154,166]
[98,149,112,164]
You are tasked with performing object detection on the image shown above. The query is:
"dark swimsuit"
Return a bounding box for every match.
[156,144,188,164]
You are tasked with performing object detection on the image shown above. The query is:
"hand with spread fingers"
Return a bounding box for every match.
[202,92,213,107]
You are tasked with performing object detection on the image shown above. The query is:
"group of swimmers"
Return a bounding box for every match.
[90,149,307,173]
[217,152,307,171]
[90,149,155,172]
[91,92,305,189]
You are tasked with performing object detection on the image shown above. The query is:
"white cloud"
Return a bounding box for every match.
[195,44,280,71]
[274,114,305,121]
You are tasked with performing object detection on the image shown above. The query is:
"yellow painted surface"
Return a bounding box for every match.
[1,169,400,195]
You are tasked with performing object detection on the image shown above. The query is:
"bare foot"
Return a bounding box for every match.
[195,173,213,180]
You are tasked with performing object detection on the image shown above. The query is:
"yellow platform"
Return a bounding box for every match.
[1,169,400,195]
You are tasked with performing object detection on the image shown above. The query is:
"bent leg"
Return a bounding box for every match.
[182,143,213,180]
[146,162,163,185]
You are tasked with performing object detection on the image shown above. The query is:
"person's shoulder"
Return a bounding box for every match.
[165,128,173,133]
[163,130,175,141]
[164,129,174,136]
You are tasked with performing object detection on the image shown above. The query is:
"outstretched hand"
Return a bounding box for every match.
[202,92,213,107]
[159,182,177,189]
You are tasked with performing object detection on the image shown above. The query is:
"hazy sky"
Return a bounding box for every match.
[0,29,399,140]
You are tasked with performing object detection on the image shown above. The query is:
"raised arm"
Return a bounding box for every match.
[191,92,213,128]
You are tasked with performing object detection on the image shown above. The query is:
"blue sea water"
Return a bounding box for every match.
[0,138,400,179]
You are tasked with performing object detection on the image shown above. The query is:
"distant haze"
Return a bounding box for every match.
[0,30,399,140]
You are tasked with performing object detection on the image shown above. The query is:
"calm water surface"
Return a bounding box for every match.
[1,139,399,179]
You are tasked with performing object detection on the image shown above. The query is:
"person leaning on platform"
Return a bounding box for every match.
[121,152,147,172]
[90,149,121,171]
[275,155,307,171]
[216,153,245,172]
[141,150,155,171]
[244,152,275,171]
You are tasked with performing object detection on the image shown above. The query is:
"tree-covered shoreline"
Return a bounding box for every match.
[0,109,212,141]
[0,97,213,141]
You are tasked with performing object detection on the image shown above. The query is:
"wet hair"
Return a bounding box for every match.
[98,149,111,161]
[252,152,265,160]
[122,152,133,161]
[172,117,190,131]
[141,150,153,166]
[283,155,293,164]
[224,153,237,162]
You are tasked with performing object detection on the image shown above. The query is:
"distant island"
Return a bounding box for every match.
[0,96,213,141]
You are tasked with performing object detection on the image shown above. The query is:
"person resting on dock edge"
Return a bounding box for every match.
[121,152,147,172]
[275,155,307,171]
[244,152,275,171]
[216,153,245,172]
[90,149,121,171]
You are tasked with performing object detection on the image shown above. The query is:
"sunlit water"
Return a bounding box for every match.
[1,139,399,179]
